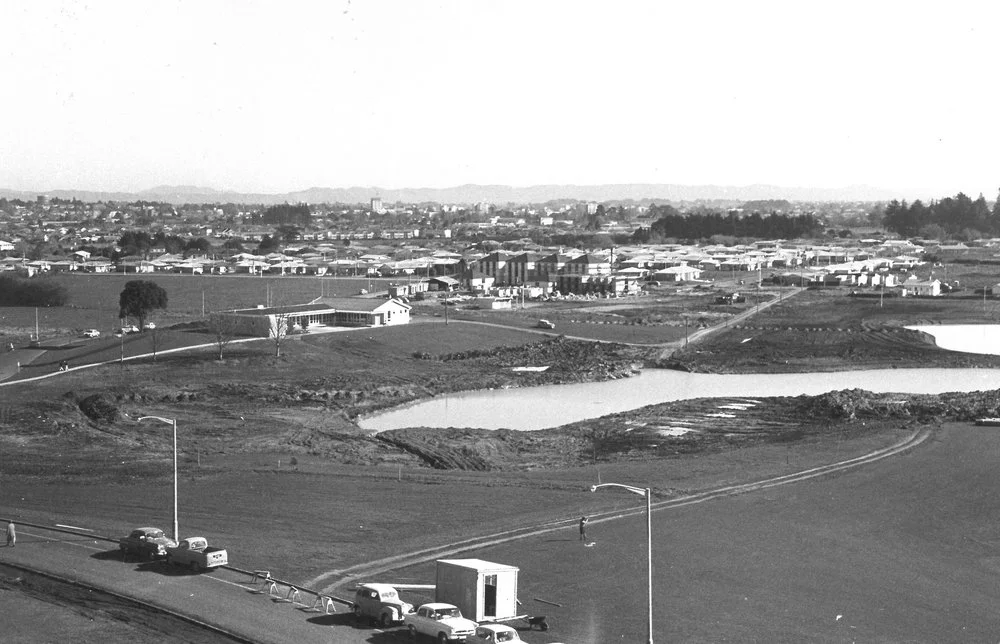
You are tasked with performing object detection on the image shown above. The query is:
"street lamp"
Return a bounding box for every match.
[138,416,178,543]
[590,483,653,644]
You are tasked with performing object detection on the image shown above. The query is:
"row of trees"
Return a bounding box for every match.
[0,275,68,306]
[117,231,213,258]
[631,206,824,243]
[882,192,1000,238]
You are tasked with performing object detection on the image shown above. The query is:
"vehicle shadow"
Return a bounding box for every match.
[365,630,411,643]
[90,548,133,563]
[132,561,203,577]
[305,612,357,627]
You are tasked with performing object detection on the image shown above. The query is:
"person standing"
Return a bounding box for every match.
[579,516,589,542]
[6,521,15,547]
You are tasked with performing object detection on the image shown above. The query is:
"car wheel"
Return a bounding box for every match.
[190,561,201,573]
[380,612,392,627]
[408,625,417,639]
[165,554,173,566]
[437,633,448,644]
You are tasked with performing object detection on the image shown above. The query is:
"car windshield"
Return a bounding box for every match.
[436,608,460,618]
[497,632,517,642]
[381,590,397,599]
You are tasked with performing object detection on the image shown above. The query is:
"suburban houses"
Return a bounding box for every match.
[0,194,978,310]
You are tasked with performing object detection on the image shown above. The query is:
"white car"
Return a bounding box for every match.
[468,623,527,643]
[143,322,156,330]
[119,324,139,334]
[403,602,477,642]
[80,329,100,338]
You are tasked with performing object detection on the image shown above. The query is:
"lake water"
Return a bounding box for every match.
[908,324,1000,355]
[359,367,1000,432]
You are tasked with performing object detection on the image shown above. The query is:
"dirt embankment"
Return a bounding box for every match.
[351,388,1000,472]
[0,335,651,476]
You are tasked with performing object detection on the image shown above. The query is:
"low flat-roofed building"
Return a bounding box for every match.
[213,297,411,337]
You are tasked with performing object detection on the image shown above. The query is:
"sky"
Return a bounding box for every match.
[1,1,997,199]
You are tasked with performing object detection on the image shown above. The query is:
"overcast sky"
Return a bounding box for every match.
[1,1,997,199]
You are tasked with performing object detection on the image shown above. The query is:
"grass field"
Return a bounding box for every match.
[5,260,1000,641]
[0,273,396,340]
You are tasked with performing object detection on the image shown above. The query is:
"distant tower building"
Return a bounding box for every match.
[371,197,386,215]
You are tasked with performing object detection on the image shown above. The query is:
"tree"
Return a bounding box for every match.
[208,313,239,360]
[118,280,168,331]
[271,312,291,357]
[258,235,280,253]
[184,237,212,256]
[149,326,162,362]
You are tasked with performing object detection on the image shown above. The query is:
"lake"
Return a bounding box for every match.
[359,367,1000,432]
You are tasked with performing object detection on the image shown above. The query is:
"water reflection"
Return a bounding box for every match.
[359,367,1000,432]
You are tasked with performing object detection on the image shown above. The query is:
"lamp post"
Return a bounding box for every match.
[591,482,653,644]
[138,416,178,543]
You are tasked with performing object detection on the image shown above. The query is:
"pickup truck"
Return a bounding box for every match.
[404,602,477,642]
[164,537,228,572]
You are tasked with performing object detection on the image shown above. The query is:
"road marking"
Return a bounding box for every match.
[55,524,93,531]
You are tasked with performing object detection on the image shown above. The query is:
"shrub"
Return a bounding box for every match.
[78,394,120,423]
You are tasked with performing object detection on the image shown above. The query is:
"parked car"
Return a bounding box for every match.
[118,526,175,560]
[143,322,156,330]
[80,329,100,338]
[404,603,477,642]
[164,536,228,572]
[117,324,139,334]
[468,623,527,643]
[536,319,555,329]
[352,582,414,626]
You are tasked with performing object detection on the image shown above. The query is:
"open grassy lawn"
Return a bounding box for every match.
[0,273,396,339]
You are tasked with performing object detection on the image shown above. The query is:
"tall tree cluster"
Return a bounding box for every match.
[882,192,996,238]
[632,206,822,243]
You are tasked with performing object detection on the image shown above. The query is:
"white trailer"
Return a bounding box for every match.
[435,559,519,623]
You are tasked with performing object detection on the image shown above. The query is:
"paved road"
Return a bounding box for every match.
[0,530,396,644]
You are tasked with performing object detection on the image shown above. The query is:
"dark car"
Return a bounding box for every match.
[119,526,175,560]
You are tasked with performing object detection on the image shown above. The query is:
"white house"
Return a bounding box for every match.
[904,279,941,297]
[652,265,703,282]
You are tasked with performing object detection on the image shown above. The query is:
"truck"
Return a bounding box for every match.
[164,537,228,572]
[403,603,477,642]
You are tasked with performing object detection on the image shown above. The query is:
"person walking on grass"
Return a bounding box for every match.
[6,521,15,547]
[579,515,589,542]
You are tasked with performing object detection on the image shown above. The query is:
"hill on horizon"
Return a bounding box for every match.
[0,182,904,205]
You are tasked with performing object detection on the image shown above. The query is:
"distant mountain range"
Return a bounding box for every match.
[0,183,903,205]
